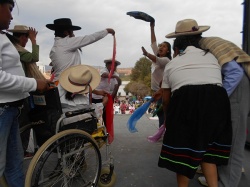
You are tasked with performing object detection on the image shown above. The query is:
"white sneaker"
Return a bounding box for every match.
[242,167,245,173]
[198,176,208,186]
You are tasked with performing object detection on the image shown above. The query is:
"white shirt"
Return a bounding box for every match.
[92,67,119,99]
[150,42,170,91]
[162,46,222,92]
[114,105,120,112]
[50,30,108,81]
[0,34,37,103]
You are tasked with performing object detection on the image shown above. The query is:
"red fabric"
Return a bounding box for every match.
[105,94,114,143]
[108,35,116,83]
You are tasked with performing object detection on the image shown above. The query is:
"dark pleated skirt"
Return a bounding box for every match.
[158,84,232,179]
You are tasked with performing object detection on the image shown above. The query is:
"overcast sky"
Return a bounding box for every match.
[9,0,244,68]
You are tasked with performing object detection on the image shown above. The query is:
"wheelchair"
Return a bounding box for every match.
[20,87,116,187]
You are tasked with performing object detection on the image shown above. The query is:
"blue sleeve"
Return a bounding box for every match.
[221,60,244,96]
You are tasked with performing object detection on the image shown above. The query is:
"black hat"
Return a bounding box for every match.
[104,59,121,66]
[46,18,81,31]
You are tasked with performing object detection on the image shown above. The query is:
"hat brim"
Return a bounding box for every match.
[46,24,81,31]
[104,59,121,66]
[7,29,28,33]
[165,26,210,38]
[59,65,100,94]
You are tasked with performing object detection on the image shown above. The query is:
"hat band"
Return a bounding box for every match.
[68,77,93,104]
[68,76,92,87]
[175,26,199,34]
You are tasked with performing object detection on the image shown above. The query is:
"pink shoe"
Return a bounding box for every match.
[147,125,165,143]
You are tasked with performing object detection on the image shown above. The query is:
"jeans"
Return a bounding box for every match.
[0,106,24,187]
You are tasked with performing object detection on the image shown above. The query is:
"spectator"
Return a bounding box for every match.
[120,100,127,114]
[0,1,50,186]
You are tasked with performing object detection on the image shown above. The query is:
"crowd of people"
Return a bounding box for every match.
[0,0,250,186]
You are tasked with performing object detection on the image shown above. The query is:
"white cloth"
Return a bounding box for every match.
[58,84,103,119]
[50,30,108,81]
[150,42,170,91]
[162,46,222,92]
[92,67,119,99]
[114,105,120,113]
[0,34,37,103]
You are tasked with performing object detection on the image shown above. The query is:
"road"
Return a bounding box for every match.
[110,113,250,187]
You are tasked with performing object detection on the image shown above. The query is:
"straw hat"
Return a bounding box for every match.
[59,65,100,94]
[7,25,29,33]
[104,59,121,66]
[166,19,210,38]
[46,18,81,31]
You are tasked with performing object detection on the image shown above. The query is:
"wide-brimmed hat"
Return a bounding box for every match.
[59,65,100,94]
[166,19,210,38]
[104,59,121,66]
[46,18,81,31]
[7,25,29,33]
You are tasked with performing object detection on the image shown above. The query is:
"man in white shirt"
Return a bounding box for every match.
[92,59,122,102]
[92,59,122,124]
[46,18,115,83]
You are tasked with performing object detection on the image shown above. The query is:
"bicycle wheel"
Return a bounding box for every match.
[25,129,101,187]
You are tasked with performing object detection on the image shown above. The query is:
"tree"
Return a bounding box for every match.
[124,57,152,97]
[130,57,151,82]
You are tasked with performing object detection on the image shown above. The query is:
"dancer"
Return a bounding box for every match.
[46,18,115,84]
[141,21,171,143]
[158,19,234,187]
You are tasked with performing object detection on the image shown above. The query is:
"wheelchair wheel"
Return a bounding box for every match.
[98,167,116,187]
[25,129,102,187]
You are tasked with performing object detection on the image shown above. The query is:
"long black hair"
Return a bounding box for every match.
[5,32,19,45]
[173,34,209,56]
[0,0,15,6]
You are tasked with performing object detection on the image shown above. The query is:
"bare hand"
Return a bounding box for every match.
[106,28,115,35]
[141,46,147,56]
[152,89,163,101]
[36,79,51,92]
[28,27,38,43]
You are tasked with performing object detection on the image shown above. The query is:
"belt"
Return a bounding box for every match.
[0,99,24,107]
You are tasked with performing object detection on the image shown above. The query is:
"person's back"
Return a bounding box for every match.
[58,65,108,120]
[49,36,83,81]
[158,19,232,187]
[163,46,222,92]
[46,18,115,82]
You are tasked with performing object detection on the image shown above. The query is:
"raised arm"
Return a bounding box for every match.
[150,22,156,44]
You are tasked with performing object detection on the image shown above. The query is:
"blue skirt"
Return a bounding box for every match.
[158,84,232,179]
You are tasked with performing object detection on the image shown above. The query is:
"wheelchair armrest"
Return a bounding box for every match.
[65,108,95,118]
